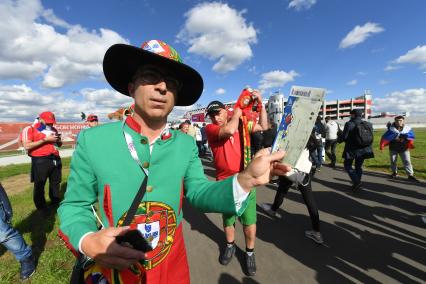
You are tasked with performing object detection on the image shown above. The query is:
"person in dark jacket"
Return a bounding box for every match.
[340,109,374,191]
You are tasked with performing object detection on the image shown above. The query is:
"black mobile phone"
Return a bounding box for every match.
[116,230,153,252]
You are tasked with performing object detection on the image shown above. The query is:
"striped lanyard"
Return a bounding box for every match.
[122,121,149,177]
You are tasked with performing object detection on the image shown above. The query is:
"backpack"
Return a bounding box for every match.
[354,121,373,147]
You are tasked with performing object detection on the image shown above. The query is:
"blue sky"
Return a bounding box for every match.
[0,0,425,122]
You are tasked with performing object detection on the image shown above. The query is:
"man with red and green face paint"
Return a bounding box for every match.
[58,40,291,284]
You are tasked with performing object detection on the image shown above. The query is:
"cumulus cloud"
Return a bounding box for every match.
[384,65,401,71]
[0,0,128,88]
[215,88,226,95]
[288,0,317,11]
[378,80,389,85]
[0,84,133,122]
[389,45,426,70]
[177,2,257,73]
[339,22,384,49]
[347,79,357,86]
[258,70,299,91]
[373,88,426,115]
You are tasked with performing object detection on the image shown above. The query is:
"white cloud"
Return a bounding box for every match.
[0,84,133,122]
[288,0,317,11]
[347,79,357,86]
[258,70,299,91]
[357,71,367,76]
[373,88,426,115]
[215,88,226,95]
[378,80,389,85]
[339,22,384,49]
[384,65,402,71]
[392,45,426,70]
[0,0,128,88]
[177,2,257,73]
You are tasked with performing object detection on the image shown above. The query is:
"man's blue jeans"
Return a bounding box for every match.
[344,157,365,184]
[0,203,32,261]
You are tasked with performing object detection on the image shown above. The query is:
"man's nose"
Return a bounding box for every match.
[155,81,167,95]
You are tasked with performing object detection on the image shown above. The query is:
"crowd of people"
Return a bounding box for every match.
[0,38,421,283]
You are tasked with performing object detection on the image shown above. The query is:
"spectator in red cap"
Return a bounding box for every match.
[20,111,62,210]
[86,114,99,128]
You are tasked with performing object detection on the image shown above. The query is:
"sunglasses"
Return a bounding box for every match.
[137,68,182,93]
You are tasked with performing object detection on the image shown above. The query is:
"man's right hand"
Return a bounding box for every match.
[44,133,60,143]
[233,107,242,118]
[81,227,147,270]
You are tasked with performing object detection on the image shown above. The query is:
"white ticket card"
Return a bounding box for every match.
[271,86,325,167]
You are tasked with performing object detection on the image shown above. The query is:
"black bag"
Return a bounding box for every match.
[354,121,373,147]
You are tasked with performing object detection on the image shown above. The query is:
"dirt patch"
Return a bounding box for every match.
[1,174,32,196]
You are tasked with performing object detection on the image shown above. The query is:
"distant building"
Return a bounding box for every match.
[320,90,372,120]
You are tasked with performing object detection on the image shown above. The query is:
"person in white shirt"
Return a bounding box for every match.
[325,116,340,168]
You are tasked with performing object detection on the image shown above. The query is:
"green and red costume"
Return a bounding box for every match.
[58,116,248,283]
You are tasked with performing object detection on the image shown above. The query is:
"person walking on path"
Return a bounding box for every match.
[380,116,419,182]
[340,109,374,191]
[58,39,290,283]
[205,95,268,277]
[311,116,325,171]
[261,130,323,244]
[324,116,340,168]
[20,111,62,210]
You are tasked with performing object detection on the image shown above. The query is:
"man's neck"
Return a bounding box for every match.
[132,111,166,143]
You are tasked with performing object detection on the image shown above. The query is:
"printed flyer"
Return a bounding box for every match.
[271,86,325,168]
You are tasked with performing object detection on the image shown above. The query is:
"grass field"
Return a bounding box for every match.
[0,129,424,283]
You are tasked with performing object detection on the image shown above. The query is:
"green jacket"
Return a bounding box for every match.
[58,118,244,251]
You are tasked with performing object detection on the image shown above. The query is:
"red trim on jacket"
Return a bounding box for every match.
[58,229,79,257]
[103,184,114,227]
[178,179,184,216]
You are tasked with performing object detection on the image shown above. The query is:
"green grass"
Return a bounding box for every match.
[0,157,71,181]
[0,178,72,283]
[333,128,426,180]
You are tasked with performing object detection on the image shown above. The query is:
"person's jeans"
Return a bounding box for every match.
[309,144,323,168]
[344,157,365,184]
[325,139,337,165]
[389,150,414,176]
[0,203,32,261]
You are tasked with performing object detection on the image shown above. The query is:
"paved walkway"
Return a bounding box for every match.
[183,157,426,283]
[0,149,74,166]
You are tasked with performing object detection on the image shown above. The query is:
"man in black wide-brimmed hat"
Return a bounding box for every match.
[58,39,291,283]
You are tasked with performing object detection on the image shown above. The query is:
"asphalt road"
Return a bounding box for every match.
[183,157,426,284]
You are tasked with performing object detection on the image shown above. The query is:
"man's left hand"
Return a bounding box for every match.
[237,148,291,192]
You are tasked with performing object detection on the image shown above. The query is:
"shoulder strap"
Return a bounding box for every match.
[122,176,147,226]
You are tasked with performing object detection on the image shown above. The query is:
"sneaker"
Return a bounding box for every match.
[351,181,362,192]
[408,175,420,183]
[390,172,397,179]
[219,244,235,265]
[305,230,324,244]
[20,255,35,280]
[245,253,256,276]
[260,203,281,218]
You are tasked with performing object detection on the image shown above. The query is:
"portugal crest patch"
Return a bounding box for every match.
[117,201,177,270]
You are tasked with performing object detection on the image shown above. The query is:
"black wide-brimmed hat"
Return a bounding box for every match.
[103,40,203,106]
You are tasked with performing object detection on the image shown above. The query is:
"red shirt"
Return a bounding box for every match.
[206,123,242,181]
[20,123,60,157]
